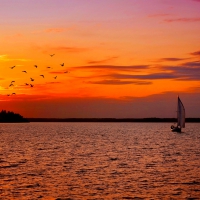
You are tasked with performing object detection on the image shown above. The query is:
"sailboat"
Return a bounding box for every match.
[171,96,185,132]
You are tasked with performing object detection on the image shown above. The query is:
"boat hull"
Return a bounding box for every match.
[171,125,181,132]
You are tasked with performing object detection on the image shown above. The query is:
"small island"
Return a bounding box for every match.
[0,110,29,123]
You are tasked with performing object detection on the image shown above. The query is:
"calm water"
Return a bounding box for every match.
[0,122,200,200]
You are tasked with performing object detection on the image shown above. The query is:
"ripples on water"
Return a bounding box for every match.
[0,122,200,200]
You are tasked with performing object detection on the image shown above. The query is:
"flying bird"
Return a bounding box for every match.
[50,54,55,57]
[22,70,27,73]
[9,83,14,87]
[11,81,15,83]
[30,84,34,87]
[53,76,57,79]
[47,66,52,69]
[64,71,69,73]
[10,66,15,69]
[40,75,44,78]
[25,83,29,86]
[60,63,64,67]
[30,78,34,81]
[34,65,38,68]
[12,93,16,95]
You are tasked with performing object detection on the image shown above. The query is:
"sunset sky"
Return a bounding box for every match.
[0,0,200,118]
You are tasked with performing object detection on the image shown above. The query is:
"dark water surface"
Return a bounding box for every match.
[0,122,200,200]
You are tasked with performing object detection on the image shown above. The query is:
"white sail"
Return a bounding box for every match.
[177,96,185,128]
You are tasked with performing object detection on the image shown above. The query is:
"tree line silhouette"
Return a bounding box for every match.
[0,110,29,122]
[0,110,199,122]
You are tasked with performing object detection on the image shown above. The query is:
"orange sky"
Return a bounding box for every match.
[0,0,200,118]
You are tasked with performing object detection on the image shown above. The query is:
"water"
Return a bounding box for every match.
[0,122,200,200]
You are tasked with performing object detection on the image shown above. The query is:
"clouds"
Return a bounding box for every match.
[169,61,200,80]
[71,64,154,85]
[148,10,200,24]
[87,56,119,64]
[71,58,200,85]
[73,65,150,71]
[158,57,189,62]
[87,79,152,85]
[164,17,200,23]
[190,50,200,56]
[108,73,176,80]
[182,61,200,67]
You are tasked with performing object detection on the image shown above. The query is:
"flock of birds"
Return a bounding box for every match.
[7,54,69,96]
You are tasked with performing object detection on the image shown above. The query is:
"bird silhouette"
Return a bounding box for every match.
[6,52,69,95]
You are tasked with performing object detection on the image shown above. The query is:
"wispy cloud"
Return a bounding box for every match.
[87,80,152,85]
[83,61,200,84]
[190,50,200,56]
[182,61,200,67]
[164,17,200,22]
[159,57,188,62]
[108,73,176,80]
[87,56,119,64]
[162,61,200,80]
[73,65,150,72]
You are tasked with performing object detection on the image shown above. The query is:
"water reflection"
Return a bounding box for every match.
[0,122,200,199]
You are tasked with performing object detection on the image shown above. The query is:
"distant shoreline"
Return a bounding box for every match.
[26,118,200,122]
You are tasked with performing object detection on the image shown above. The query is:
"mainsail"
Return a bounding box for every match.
[177,96,185,128]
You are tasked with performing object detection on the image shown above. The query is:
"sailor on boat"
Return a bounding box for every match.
[171,125,182,132]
